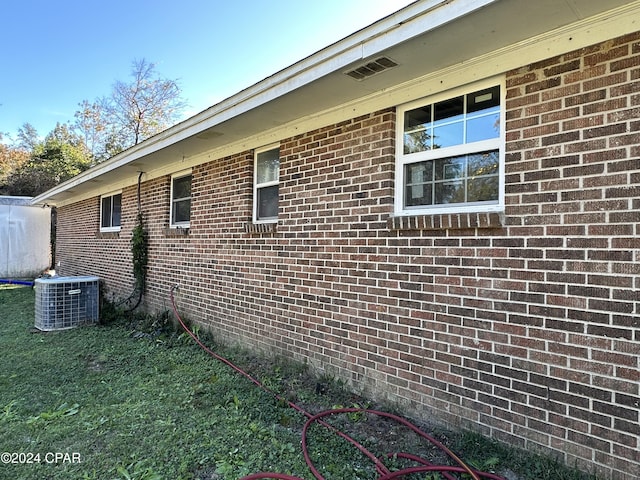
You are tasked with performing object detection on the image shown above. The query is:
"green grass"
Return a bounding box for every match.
[0,286,599,480]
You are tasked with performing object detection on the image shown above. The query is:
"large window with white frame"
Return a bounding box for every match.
[100,191,122,232]
[170,170,192,227]
[253,145,280,223]
[395,79,504,216]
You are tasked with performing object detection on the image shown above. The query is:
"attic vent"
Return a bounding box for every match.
[345,57,398,81]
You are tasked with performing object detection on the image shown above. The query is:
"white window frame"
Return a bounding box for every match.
[395,76,505,217]
[253,144,280,224]
[99,191,122,232]
[170,169,192,228]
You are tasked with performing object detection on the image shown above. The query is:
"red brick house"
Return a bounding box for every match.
[33,1,640,478]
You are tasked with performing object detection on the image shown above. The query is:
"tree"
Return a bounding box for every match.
[75,58,186,161]
[3,123,92,196]
[17,123,40,151]
[0,133,30,194]
[111,58,186,146]
[74,100,108,162]
[1,58,185,196]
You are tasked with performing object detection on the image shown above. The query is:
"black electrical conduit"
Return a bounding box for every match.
[170,286,506,480]
[118,171,146,313]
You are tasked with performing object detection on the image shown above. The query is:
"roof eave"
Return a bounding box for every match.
[31,0,639,207]
[31,0,496,206]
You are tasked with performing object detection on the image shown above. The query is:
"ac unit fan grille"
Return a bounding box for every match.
[35,276,99,331]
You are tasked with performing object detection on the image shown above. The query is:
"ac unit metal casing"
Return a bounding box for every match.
[34,276,100,331]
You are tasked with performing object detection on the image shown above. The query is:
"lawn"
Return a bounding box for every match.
[0,285,598,480]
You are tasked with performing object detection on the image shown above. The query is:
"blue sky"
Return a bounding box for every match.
[0,0,414,142]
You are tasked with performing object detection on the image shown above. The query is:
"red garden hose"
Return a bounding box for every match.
[169,286,504,480]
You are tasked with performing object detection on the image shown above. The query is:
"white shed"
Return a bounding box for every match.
[0,196,51,279]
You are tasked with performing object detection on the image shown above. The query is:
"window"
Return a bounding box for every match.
[170,171,192,227]
[253,146,280,223]
[396,79,504,215]
[100,192,122,231]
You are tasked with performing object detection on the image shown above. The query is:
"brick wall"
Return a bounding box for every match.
[500,32,640,479]
[56,195,134,298]
[56,33,640,480]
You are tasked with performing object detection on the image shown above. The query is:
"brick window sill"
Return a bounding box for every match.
[245,222,277,234]
[96,231,119,239]
[163,227,190,237]
[388,212,504,231]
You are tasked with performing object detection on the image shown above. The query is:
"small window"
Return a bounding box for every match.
[396,80,504,216]
[253,146,279,223]
[100,192,122,232]
[171,171,192,227]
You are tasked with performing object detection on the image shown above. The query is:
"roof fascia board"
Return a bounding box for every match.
[360,0,496,58]
[33,0,639,207]
[32,0,497,206]
[167,2,640,163]
[155,0,640,158]
[43,0,640,209]
[156,0,497,142]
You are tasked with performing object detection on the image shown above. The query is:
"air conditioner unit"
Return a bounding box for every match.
[34,276,100,331]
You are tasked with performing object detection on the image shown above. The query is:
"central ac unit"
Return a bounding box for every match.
[34,276,100,331]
